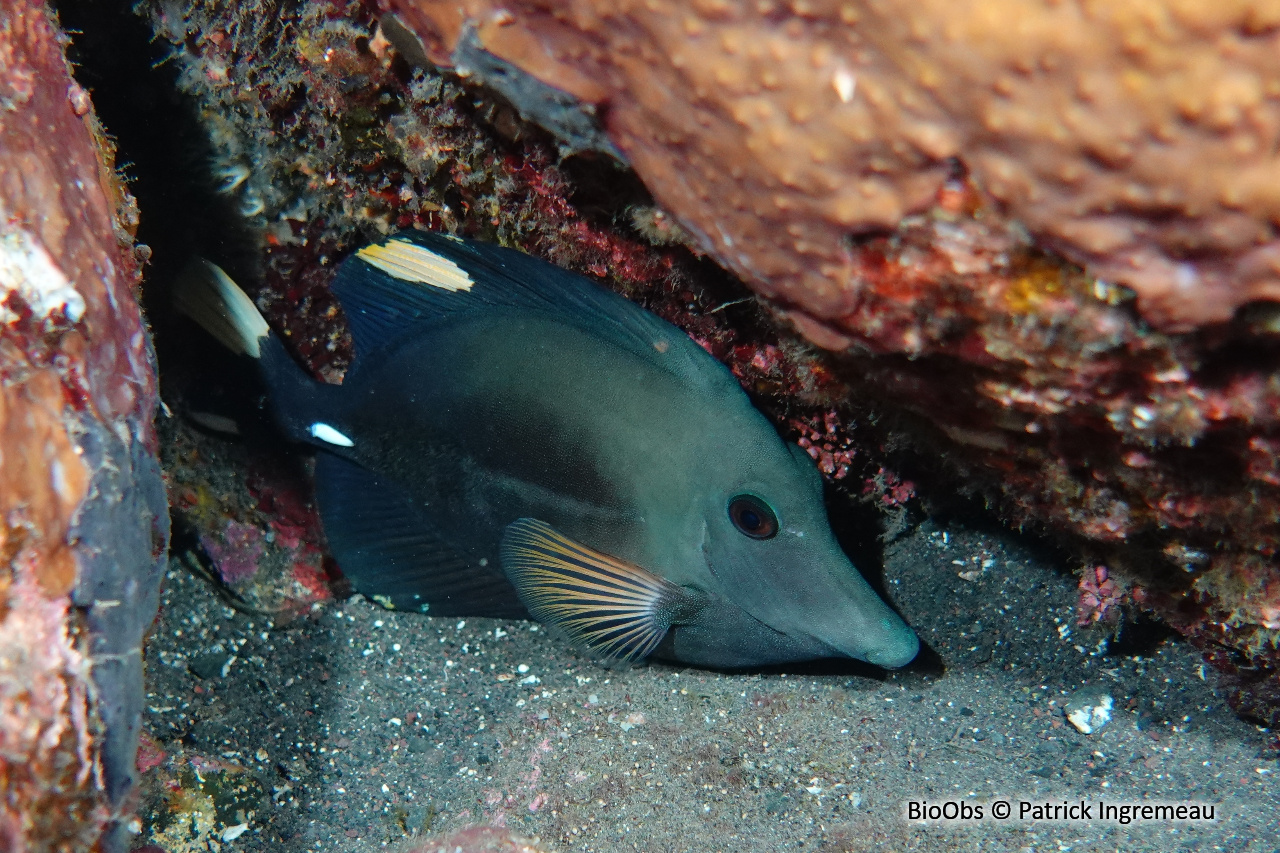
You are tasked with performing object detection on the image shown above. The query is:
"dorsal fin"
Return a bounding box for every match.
[331,230,731,394]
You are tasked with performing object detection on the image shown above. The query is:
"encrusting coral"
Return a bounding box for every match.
[390,0,1280,333]
[1,1,168,848]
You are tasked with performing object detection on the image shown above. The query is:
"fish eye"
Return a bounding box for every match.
[727,494,778,540]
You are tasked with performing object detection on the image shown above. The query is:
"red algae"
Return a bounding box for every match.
[1076,565,1126,628]
[405,826,555,853]
[135,730,167,775]
[201,520,265,586]
[166,425,336,617]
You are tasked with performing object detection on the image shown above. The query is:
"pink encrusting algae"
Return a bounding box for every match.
[200,520,265,586]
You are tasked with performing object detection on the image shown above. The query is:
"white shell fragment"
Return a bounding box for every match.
[221,823,249,842]
[309,422,355,447]
[1064,690,1114,734]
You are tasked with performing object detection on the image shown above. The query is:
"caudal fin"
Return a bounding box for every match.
[174,259,270,358]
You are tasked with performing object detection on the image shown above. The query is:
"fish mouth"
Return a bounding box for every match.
[696,527,920,668]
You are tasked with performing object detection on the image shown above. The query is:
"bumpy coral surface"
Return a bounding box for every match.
[1,1,167,848]
[390,0,1280,332]
[0,569,108,849]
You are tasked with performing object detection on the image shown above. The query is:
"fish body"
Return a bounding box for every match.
[178,232,919,669]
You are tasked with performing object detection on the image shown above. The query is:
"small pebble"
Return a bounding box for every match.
[1064,690,1114,734]
[189,650,233,680]
[221,823,248,842]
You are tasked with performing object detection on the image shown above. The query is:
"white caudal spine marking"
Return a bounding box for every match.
[309,422,355,447]
[173,259,270,358]
[356,239,474,292]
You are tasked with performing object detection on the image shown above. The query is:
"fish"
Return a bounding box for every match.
[175,231,919,669]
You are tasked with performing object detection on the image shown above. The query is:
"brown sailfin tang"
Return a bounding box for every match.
[175,230,919,669]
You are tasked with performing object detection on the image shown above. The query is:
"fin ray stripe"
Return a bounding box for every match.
[504,559,664,601]
[511,535,672,593]
[506,555,668,599]
[506,568,662,602]
[501,519,695,662]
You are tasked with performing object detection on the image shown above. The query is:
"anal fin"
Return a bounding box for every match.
[500,519,702,662]
[314,453,526,618]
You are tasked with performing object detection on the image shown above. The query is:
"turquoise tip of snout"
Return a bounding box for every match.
[864,621,920,669]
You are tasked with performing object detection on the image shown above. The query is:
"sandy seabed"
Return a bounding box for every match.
[140,514,1278,853]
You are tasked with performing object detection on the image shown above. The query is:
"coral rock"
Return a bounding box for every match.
[390,0,1280,332]
[1,1,167,849]
[0,569,107,850]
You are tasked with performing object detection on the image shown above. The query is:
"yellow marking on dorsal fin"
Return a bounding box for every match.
[356,239,474,292]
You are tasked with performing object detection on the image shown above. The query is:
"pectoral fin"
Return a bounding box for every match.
[500,519,701,662]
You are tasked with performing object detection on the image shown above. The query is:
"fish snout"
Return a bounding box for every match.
[860,621,920,669]
[699,525,921,667]
[798,597,920,669]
